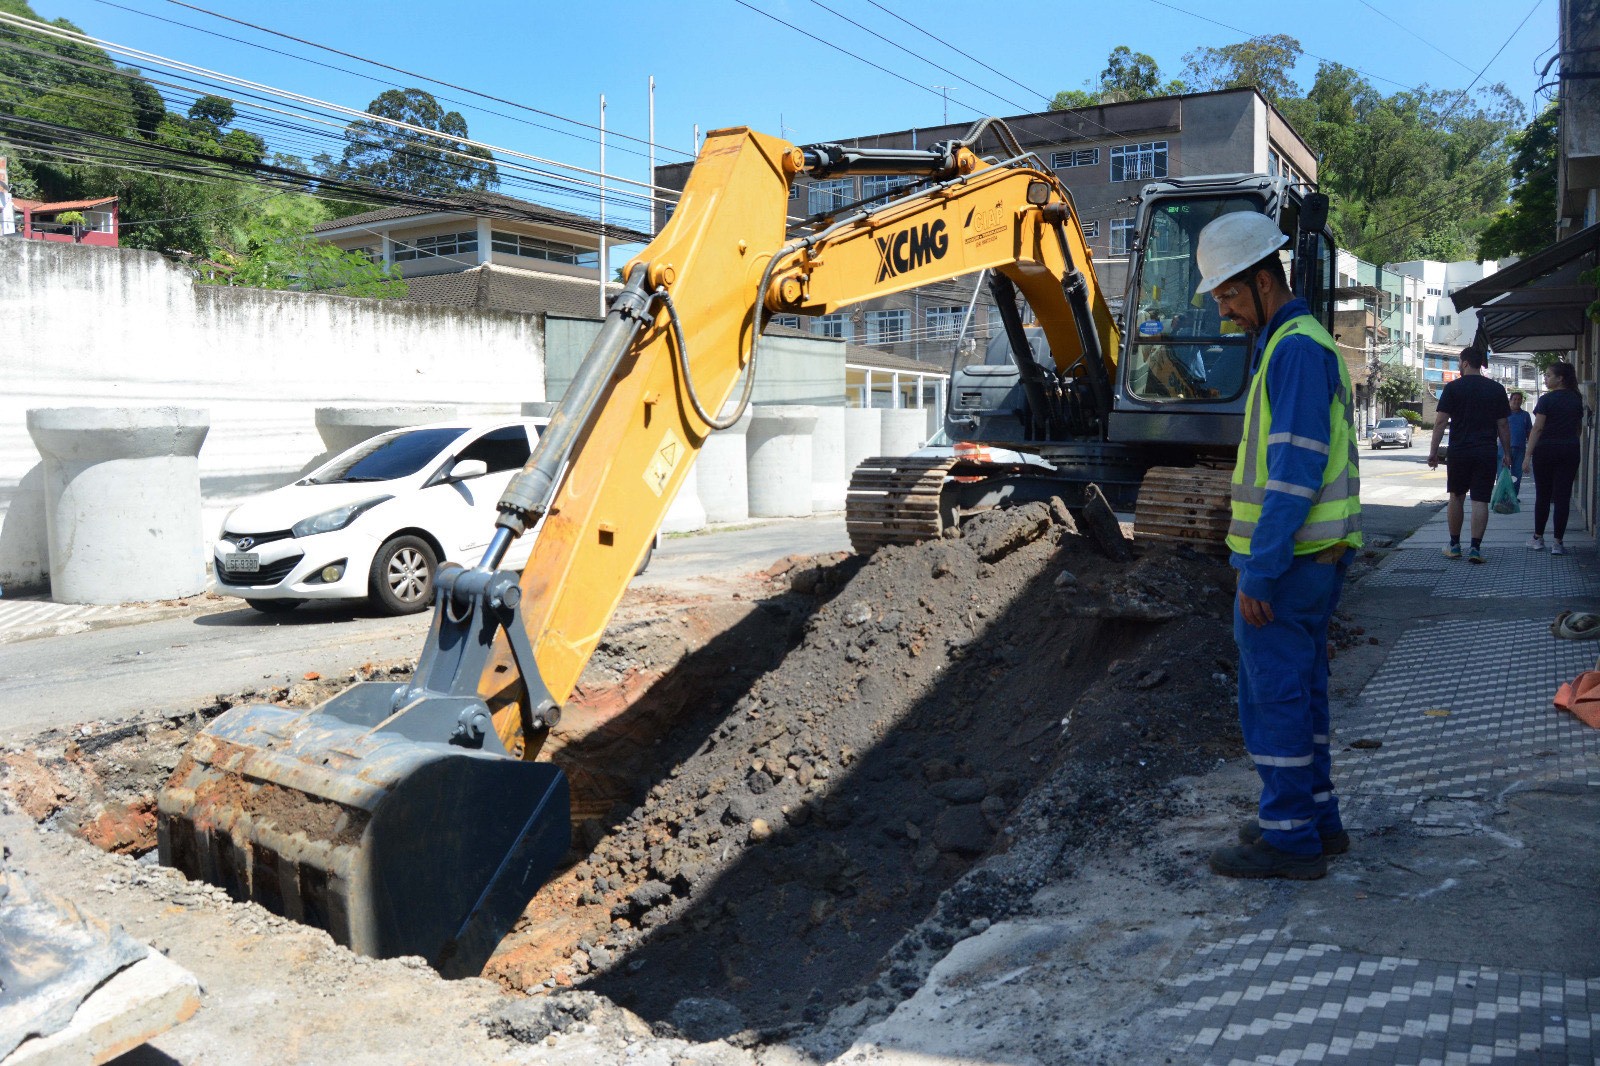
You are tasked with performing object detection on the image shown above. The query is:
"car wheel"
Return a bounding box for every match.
[246,598,303,614]
[370,535,437,615]
[634,540,654,576]
[1370,440,1379,450]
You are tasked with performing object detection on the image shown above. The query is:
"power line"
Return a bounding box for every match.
[160,0,694,160]
[83,0,672,166]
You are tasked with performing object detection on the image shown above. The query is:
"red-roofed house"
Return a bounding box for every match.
[14,197,119,247]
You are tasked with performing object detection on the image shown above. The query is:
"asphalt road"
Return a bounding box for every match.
[0,516,851,741]
[0,456,1439,743]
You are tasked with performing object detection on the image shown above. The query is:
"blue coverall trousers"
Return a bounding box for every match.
[1234,553,1348,856]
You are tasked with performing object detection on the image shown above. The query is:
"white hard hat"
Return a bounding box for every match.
[1193,211,1288,295]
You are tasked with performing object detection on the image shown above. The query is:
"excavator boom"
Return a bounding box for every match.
[157,121,1149,975]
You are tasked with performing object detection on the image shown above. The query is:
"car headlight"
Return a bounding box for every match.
[292,496,393,538]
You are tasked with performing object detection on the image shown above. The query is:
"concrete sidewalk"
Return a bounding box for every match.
[840,498,1600,1065]
[1145,502,1600,1063]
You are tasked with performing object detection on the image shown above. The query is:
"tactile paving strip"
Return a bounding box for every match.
[1362,549,1591,599]
[1337,618,1600,807]
[1159,928,1600,1064]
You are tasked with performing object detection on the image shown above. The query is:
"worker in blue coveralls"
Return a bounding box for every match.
[1193,211,1363,881]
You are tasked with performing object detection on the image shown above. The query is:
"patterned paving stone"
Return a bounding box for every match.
[1158,929,1600,1064]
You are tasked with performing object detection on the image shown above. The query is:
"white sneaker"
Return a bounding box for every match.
[1529,536,1545,551]
[1552,541,1568,556]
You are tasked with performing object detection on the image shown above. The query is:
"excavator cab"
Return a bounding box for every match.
[1109,174,1336,453]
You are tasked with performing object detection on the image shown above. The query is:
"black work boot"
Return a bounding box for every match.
[1237,819,1351,856]
[1209,840,1327,880]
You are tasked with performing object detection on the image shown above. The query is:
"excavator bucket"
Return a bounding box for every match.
[156,681,569,979]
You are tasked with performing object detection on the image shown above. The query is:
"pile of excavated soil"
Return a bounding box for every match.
[0,500,1248,1053]
[484,501,1244,1041]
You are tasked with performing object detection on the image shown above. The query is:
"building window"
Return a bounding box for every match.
[807,178,854,215]
[1110,217,1136,256]
[865,309,909,345]
[1081,220,1100,238]
[811,313,852,340]
[1439,314,1452,325]
[789,184,799,200]
[490,231,598,267]
[1427,315,1435,326]
[349,245,381,264]
[1051,148,1099,170]
[78,210,114,233]
[1427,286,1442,296]
[861,174,914,200]
[1110,141,1167,182]
[392,230,479,263]
[770,315,801,330]
[925,306,964,339]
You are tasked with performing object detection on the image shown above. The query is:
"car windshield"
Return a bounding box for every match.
[304,427,468,484]
[1377,419,1406,429]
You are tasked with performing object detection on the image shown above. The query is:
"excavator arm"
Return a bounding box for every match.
[158,121,1122,978]
[481,125,1121,753]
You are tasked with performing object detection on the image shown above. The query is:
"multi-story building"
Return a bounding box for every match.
[312,191,648,317]
[653,87,1318,371]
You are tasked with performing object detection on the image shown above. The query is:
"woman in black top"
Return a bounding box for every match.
[1524,361,1586,554]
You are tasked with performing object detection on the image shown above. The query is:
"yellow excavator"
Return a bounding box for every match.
[157,119,1333,976]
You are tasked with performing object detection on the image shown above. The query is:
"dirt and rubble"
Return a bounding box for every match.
[0,500,1313,1061]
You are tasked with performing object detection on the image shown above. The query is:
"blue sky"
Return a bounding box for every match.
[19,0,1559,233]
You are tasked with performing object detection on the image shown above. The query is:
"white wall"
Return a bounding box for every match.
[1,239,544,589]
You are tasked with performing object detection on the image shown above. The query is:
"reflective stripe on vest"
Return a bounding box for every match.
[1228,315,1363,556]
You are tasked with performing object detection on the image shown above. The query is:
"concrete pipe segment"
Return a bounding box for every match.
[747,405,819,518]
[26,406,210,604]
[810,405,848,513]
[698,404,753,525]
[881,408,929,456]
[661,462,707,534]
[843,407,883,473]
[313,405,458,457]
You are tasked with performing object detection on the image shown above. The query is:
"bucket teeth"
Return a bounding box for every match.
[157,694,570,978]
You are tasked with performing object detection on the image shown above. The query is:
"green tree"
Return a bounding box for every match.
[1478,104,1559,261]
[1278,62,1523,264]
[1051,45,1183,110]
[0,1,267,257]
[337,88,497,195]
[1375,363,1421,412]
[204,192,407,297]
[1181,34,1303,104]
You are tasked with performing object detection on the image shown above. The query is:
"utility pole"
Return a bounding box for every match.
[931,85,955,125]
[648,76,656,236]
[598,93,607,317]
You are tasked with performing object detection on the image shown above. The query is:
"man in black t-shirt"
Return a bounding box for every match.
[1428,345,1511,562]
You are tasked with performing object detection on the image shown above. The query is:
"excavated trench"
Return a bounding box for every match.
[0,501,1251,1044]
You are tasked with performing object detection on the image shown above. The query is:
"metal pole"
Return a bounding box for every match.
[648,76,656,236]
[599,93,607,318]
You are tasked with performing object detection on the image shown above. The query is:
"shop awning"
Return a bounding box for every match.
[1451,223,1600,352]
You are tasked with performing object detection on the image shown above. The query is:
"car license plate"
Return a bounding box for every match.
[223,552,260,574]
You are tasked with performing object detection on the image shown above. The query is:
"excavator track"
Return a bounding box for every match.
[845,456,957,554]
[1132,465,1234,552]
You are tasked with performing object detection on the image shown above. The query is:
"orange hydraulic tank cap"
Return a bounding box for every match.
[952,440,991,482]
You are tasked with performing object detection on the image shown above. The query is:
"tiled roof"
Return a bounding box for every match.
[313,190,650,244]
[398,265,620,318]
[15,197,117,211]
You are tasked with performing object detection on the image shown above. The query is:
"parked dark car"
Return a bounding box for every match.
[1370,417,1414,450]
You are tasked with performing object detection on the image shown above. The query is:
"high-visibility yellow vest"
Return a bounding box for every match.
[1227,314,1363,556]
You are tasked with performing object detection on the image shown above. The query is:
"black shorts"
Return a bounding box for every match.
[1446,445,1498,501]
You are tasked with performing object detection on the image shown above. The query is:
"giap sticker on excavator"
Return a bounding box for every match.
[644,427,686,497]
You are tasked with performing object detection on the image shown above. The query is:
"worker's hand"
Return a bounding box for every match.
[1503,454,1513,468]
[1237,589,1274,628]
[1524,456,1532,474]
[1428,451,1440,469]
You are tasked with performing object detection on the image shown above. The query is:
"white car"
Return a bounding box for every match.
[214,419,549,615]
